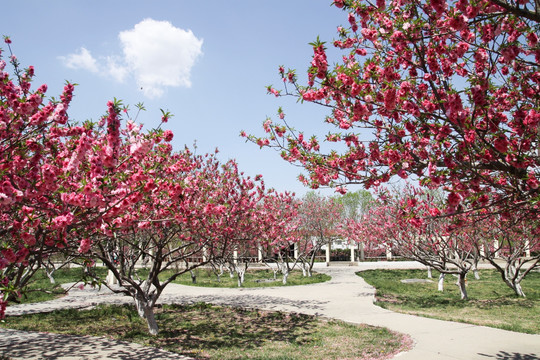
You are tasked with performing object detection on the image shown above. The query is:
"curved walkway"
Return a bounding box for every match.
[2,262,540,360]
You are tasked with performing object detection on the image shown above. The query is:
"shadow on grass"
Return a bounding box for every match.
[376,293,537,311]
[0,328,191,360]
[376,293,455,308]
[150,303,319,356]
[159,292,329,314]
[2,303,321,360]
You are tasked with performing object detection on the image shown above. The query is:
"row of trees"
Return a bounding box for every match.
[245,0,540,299]
[247,0,540,216]
[343,186,540,299]
[0,39,314,334]
[0,38,360,334]
[4,0,540,334]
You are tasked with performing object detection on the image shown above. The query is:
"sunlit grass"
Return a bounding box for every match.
[359,269,540,334]
[7,266,108,305]
[163,267,331,288]
[9,266,328,306]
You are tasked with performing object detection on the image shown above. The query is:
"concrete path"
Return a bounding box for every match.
[2,262,540,359]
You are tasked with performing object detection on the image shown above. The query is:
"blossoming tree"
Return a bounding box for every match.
[0,39,131,316]
[245,0,540,215]
[238,190,300,284]
[0,37,181,323]
[472,212,540,296]
[0,40,296,333]
[244,0,539,296]
[295,192,344,271]
[74,141,271,334]
[367,186,482,299]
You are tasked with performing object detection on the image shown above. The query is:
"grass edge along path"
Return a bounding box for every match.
[1,303,413,360]
[13,267,330,305]
[7,266,109,305]
[166,267,331,288]
[358,268,540,334]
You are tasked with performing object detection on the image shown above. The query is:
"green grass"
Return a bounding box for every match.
[359,269,540,334]
[8,266,328,305]
[0,303,411,360]
[7,266,108,305]
[165,267,331,288]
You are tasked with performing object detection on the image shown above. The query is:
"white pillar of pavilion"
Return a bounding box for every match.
[257,243,263,262]
[202,246,208,262]
[325,244,330,265]
[386,244,393,260]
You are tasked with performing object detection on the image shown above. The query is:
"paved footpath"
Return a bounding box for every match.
[2,262,540,359]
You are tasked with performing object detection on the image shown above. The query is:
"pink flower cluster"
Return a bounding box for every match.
[78,238,92,254]
[311,44,328,80]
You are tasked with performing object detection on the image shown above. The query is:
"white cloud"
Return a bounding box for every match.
[59,19,203,99]
[59,47,99,73]
[105,56,129,83]
[119,19,203,98]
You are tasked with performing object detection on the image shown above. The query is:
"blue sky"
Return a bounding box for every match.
[2,1,350,196]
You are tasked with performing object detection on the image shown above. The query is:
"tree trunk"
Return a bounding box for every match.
[457,273,468,300]
[190,270,197,284]
[438,273,445,291]
[237,270,245,287]
[46,270,56,284]
[504,265,527,297]
[282,269,289,285]
[486,257,529,298]
[510,281,526,297]
[216,264,224,282]
[427,266,432,279]
[135,296,159,335]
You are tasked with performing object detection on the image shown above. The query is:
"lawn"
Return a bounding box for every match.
[10,266,329,305]
[359,268,540,334]
[0,303,412,360]
[163,267,331,288]
[2,267,412,359]
[7,266,108,305]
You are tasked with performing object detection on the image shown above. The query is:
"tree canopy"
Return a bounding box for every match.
[246,0,540,216]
